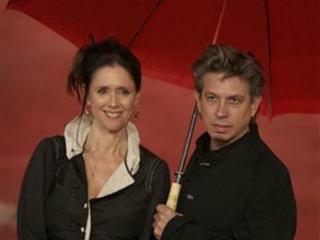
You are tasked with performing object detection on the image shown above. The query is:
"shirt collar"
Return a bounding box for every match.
[64,115,141,197]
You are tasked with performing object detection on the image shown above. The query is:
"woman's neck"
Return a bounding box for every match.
[84,123,128,161]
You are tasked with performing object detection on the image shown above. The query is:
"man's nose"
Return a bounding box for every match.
[215,101,229,118]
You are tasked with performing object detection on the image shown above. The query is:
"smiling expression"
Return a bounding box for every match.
[195,72,261,150]
[87,65,140,133]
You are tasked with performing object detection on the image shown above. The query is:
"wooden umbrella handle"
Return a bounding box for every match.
[166,182,182,211]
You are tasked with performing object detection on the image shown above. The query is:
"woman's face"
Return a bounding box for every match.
[87,65,139,133]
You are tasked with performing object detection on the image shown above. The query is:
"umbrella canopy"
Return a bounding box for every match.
[6,0,320,115]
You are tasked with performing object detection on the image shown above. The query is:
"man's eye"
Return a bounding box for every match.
[206,95,217,102]
[228,97,241,104]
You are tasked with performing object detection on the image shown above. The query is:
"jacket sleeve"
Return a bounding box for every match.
[139,160,171,240]
[161,163,296,240]
[17,138,57,240]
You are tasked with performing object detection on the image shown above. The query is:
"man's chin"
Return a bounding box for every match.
[213,136,229,144]
[209,130,229,140]
[209,135,231,150]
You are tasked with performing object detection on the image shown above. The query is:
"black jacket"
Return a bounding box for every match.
[162,124,296,240]
[17,136,170,240]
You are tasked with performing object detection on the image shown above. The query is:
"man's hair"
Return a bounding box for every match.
[192,44,265,100]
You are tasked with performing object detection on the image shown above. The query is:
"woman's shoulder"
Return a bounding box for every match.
[138,145,170,193]
[35,135,64,146]
[139,145,169,172]
[30,135,66,164]
[139,145,166,165]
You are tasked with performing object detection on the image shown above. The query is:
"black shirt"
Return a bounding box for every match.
[162,124,296,240]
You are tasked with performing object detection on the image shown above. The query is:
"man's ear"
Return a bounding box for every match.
[194,91,202,114]
[250,96,262,117]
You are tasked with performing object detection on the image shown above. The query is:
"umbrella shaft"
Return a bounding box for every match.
[176,103,198,180]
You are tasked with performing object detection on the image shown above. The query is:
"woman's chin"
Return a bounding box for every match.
[103,122,127,134]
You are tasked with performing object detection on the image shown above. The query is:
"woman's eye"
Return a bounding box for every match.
[119,88,130,96]
[97,88,107,94]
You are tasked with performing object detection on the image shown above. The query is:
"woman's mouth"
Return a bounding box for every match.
[103,110,122,118]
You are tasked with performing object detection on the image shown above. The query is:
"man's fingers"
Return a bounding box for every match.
[156,204,167,212]
[153,216,162,240]
[153,213,165,229]
[154,204,180,239]
[156,204,174,216]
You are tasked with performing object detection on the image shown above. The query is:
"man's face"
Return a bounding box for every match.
[195,72,261,150]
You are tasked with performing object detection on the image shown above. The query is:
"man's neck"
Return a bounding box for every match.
[210,127,250,151]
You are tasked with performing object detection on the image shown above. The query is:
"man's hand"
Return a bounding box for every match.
[153,204,180,240]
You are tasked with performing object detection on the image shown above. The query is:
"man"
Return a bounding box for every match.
[153,45,296,240]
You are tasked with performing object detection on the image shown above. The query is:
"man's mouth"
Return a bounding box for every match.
[212,123,231,133]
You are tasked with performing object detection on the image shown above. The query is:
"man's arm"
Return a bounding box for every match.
[153,205,233,240]
[153,164,296,240]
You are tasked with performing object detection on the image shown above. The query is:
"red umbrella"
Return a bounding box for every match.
[1,3,319,240]
[6,0,319,211]
[6,0,319,115]
[6,0,270,206]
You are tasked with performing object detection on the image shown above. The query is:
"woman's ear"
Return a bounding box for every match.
[134,92,141,106]
[83,83,91,105]
[132,92,141,119]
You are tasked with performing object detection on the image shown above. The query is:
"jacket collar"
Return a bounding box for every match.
[196,123,260,160]
[64,115,141,197]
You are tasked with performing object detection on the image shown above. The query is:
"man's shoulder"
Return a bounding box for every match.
[247,137,292,182]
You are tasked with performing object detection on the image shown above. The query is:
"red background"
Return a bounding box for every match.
[0,0,319,239]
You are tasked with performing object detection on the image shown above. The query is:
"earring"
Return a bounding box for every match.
[85,103,91,115]
[134,107,140,118]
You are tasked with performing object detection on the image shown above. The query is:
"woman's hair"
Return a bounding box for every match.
[193,44,265,101]
[67,37,141,114]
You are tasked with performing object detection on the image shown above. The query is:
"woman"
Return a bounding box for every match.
[17,38,170,240]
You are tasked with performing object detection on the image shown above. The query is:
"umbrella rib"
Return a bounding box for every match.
[212,0,228,44]
[127,0,164,48]
[263,0,273,116]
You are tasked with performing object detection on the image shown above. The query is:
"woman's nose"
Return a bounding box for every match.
[108,92,119,107]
